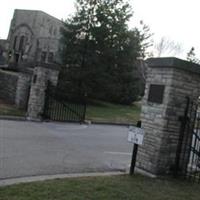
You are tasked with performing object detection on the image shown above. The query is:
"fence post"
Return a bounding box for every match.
[42,82,50,120]
[81,93,87,122]
[129,120,141,175]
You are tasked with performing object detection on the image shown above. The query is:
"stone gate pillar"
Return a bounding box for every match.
[137,57,200,176]
[27,64,59,121]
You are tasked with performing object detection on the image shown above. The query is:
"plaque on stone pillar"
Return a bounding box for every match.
[148,84,165,104]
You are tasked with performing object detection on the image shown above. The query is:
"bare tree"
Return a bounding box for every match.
[134,21,153,83]
[138,20,154,58]
[154,36,183,57]
[135,58,148,84]
[187,47,200,64]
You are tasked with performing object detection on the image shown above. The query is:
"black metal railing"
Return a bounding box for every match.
[43,83,86,123]
[174,97,200,182]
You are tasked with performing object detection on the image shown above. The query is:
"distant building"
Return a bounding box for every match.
[1,9,64,65]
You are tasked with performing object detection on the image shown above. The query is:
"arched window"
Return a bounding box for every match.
[49,26,53,35]
[54,28,57,36]
[41,51,47,62]
[19,36,25,51]
[48,52,54,63]
[0,47,3,56]
[13,36,18,50]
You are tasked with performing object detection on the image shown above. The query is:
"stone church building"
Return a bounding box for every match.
[0,9,64,65]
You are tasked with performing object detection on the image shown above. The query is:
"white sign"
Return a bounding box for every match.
[128,126,145,145]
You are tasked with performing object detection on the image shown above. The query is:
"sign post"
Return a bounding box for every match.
[128,121,144,175]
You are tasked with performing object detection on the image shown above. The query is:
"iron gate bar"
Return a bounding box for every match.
[192,117,200,182]
[182,101,197,178]
[43,82,86,123]
[174,96,200,183]
[63,101,83,120]
[186,102,197,180]
[44,96,86,122]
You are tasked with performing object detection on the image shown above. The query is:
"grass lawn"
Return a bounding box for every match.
[0,100,25,116]
[86,100,141,125]
[0,175,199,200]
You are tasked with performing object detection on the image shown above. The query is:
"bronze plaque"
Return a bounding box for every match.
[148,84,165,104]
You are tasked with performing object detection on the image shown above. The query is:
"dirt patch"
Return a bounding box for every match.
[0,99,25,116]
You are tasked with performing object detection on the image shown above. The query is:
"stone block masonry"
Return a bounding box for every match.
[0,69,18,104]
[27,65,59,121]
[137,57,200,175]
[7,9,64,65]
[0,69,31,109]
[15,73,31,109]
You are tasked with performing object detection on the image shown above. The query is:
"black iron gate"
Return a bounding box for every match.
[43,83,86,123]
[174,96,200,182]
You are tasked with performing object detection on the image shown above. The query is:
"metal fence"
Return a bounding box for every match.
[43,95,86,122]
[43,83,86,123]
[174,97,200,182]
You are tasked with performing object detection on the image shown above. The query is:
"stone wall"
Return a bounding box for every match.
[137,57,200,175]
[15,73,31,109]
[27,66,59,120]
[0,69,31,109]
[0,69,18,104]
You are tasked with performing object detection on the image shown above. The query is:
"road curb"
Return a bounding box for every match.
[0,117,136,127]
[0,115,26,121]
[0,171,126,187]
[90,121,135,127]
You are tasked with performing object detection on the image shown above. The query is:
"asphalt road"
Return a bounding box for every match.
[0,120,132,179]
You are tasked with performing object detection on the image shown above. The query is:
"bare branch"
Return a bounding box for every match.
[154,36,183,57]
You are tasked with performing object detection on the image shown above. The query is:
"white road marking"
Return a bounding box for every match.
[104,151,131,156]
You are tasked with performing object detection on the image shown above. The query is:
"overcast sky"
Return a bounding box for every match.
[0,0,199,59]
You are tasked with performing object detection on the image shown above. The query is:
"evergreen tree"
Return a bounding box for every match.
[59,0,148,104]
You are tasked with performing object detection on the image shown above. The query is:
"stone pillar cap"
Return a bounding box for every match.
[146,57,200,74]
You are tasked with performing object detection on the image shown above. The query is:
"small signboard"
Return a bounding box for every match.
[128,126,145,145]
[148,84,165,104]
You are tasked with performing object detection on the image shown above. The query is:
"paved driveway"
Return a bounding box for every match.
[0,120,132,179]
